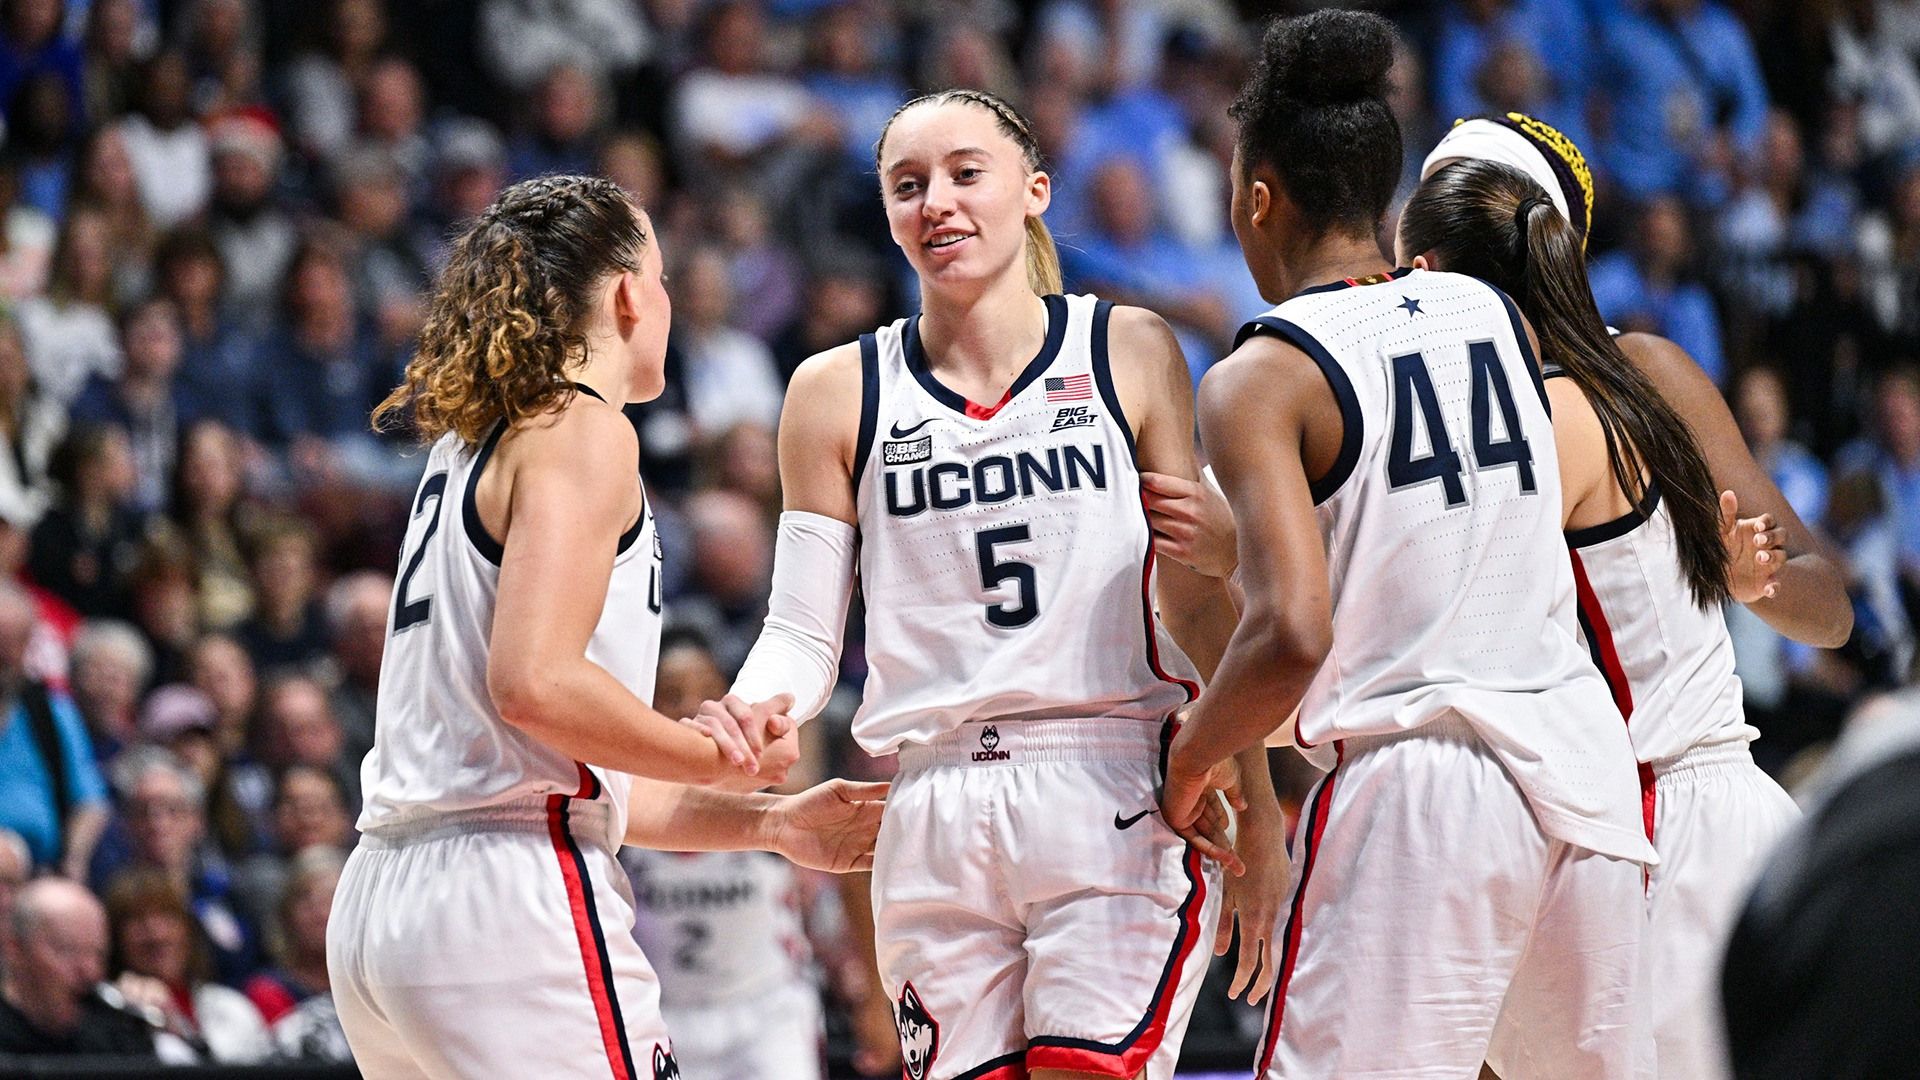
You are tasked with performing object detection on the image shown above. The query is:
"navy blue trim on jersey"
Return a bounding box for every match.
[1088,299,1135,458]
[556,795,638,1080]
[852,333,880,489]
[462,422,509,565]
[1025,838,1204,1063]
[572,382,607,403]
[572,382,649,558]
[1235,316,1362,505]
[1291,265,1413,298]
[952,1051,1026,1079]
[1488,283,1550,414]
[1567,481,1663,549]
[903,293,1069,418]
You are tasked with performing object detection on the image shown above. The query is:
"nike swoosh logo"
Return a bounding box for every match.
[1114,809,1153,830]
[890,417,935,438]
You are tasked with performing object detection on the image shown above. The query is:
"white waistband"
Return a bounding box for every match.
[896,717,1167,772]
[357,795,610,849]
[1650,736,1757,779]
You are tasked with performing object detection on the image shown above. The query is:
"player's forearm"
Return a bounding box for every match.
[1744,551,1852,648]
[493,656,732,785]
[1157,566,1238,682]
[622,777,781,850]
[1175,616,1324,769]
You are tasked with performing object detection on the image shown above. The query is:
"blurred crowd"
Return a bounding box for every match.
[0,0,1915,1072]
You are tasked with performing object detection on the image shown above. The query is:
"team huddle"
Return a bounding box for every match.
[322,8,1850,1080]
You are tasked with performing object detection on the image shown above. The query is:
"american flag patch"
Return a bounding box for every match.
[1045,375,1092,401]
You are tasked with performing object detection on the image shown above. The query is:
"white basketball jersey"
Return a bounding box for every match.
[1566,481,1752,765]
[357,414,664,850]
[622,849,809,1007]
[1254,268,1653,863]
[850,293,1200,754]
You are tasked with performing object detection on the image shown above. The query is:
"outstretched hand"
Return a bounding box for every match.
[771,779,889,873]
[1142,471,1239,579]
[682,693,795,776]
[1720,490,1783,604]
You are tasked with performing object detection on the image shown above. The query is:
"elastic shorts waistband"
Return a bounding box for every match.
[1650,737,1756,780]
[356,795,610,849]
[896,717,1167,772]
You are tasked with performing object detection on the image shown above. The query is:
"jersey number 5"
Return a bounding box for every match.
[975,525,1039,628]
[392,471,449,634]
[1386,342,1535,507]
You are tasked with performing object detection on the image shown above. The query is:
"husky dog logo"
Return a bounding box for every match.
[895,982,939,1080]
[979,725,999,751]
[651,1044,680,1080]
[972,724,1009,762]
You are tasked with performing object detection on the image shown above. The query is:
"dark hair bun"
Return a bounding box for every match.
[1267,9,1396,106]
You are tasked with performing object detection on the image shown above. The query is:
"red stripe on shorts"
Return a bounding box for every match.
[1257,742,1343,1076]
[547,793,634,1080]
[1024,845,1209,1076]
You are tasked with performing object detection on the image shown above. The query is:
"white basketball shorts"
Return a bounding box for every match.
[872,717,1222,1080]
[1643,736,1799,1080]
[328,796,680,1080]
[1261,715,1653,1080]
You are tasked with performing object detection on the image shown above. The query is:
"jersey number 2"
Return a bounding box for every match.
[392,472,449,633]
[975,525,1038,628]
[1386,343,1535,507]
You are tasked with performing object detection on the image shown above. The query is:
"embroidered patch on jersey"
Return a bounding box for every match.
[652,1044,681,1080]
[1044,374,1093,401]
[1051,405,1097,430]
[896,982,940,1080]
[884,436,933,466]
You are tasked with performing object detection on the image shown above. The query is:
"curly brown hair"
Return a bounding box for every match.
[373,175,648,445]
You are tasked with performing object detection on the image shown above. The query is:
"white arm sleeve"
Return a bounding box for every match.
[728,510,858,723]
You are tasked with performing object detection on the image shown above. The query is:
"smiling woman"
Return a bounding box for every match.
[680,87,1289,1080]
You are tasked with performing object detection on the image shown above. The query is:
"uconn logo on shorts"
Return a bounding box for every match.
[651,1044,680,1080]
[972,724,1010,762]
[895,982,939,1080]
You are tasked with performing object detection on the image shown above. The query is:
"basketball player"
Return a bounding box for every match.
[1158,12,1656,1078]
[1403,119,1852,1078]
[679,89,1288,1080]
[325,176,886,1080]
[624,631,828,1080]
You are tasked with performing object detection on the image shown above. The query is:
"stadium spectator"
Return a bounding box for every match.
[1858,161,1920,347]
[244,845,349,1063]
[674,245,786,440]
[71,297,193,512]
[234,520,326,675]
[321,570,386,768]
[67,619,151,763]
[0,580,108,880]
[674,489,773,672]
[478,0,652,94]
[283,0,388,162]
[672,1,824,181]
[1588,194,1729,384]
[103,745,252,984]
[186,633,255,767]
[204,111,294,330]
[29,424,144,620]
[350,57,431,200]
[17,206,122,408]
[0,160,57,305]
[72,125,155,305]
[249,675,353,812]
[0,311,67,527]
[124,530,198,684]
[1433,0,1593,142]
[103,867,270,1063]
[0,877,156,1059]
[228,764,352,937]
[154,231,256,433]
[78,0,145,127]
[770,249,885,380]
[165,421,255,631]
[136,685,223,800]
[1593,0,1770,206]
[116,51,209,232]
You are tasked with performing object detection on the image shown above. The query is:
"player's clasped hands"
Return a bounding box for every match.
[681,692,798,781]
[1720,490,1784,604]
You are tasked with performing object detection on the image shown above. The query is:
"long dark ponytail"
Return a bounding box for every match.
[1400,158,1729,608]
